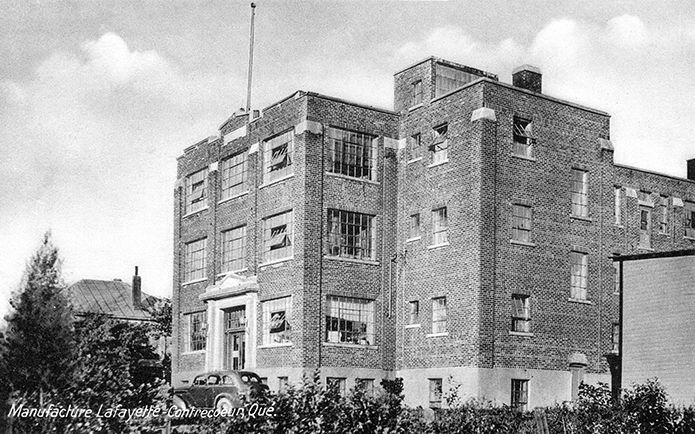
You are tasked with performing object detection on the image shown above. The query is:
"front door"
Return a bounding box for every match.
[223,306,246,370]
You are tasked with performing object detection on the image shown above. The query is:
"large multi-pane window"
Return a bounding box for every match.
[221,226,246,272]
[511,204,532,243]
[327,127,376,181]
[511,379,529,411]
[185,311,207,352]
[327,209,375,260]
[685,201,695,238]
[511,294,531,333]
[263,211,293,263]
[571,169,589,217]
[512,117,534,158]
[263,130,293,183]
[185,168,208,215]
[430,124,448,165]
[184,238,207,282]
[220,152,247,200]
[429,378,443,408]
[431,297,447,334]
[325,296,375,345]
[432,207,448,245]
[262,296,292,345]
[570,251,588,300]
[412,80,423,106]
[614,186,623,225]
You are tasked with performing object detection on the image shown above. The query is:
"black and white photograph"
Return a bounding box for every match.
[2,0,695,432]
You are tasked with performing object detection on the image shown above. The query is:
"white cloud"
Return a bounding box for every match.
[0,33,239,319]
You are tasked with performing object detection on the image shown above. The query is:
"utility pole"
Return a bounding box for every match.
[246,2,256,117]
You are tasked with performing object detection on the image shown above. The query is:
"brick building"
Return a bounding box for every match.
[172,56,695,409]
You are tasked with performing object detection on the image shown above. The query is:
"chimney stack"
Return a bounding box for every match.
[512,65,542,93]
[132,266,142,310]
[688,159,695,181]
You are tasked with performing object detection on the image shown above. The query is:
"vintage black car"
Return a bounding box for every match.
[171,371,269,411]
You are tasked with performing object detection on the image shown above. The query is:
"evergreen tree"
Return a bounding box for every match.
[3,232,76,402]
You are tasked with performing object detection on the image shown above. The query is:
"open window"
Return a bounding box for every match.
[513,117,535,158]
[429,123,449,165]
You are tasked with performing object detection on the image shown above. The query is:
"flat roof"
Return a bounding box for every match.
[612,249,695,262]
[614,163,695,185]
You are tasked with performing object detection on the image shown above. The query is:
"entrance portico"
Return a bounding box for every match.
[199,272,259,372]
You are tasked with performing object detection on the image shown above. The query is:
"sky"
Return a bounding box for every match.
[2,0,695,319]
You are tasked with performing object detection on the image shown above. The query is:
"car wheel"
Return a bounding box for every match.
[172,395,188,411]
[216,396,234,412]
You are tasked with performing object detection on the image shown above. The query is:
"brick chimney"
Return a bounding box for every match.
[132,266,142,310]
[512,65,542,93]
[687,158,695,181]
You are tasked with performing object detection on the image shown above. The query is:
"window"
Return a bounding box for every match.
[327,377,346,396]
[220,153,247,200]
[262,297,292,345]
[612,322,620,354]
[278,376,289,393]
[570,251,588,300]
[327,209,375,260]
[640,207,651,248]
[511,294,530,333]
[511,379,529,411]
[356,379,375,397]
[512,117,534,158]
[325,296,375,345]
[614,187,623,225]
[432,207,448,245]
[221,226,246,272]
[613,262,620,294]
[685,201,695,238]
[263,130,293,183]
[184,238,207,282]
[429,378,443,408]
[412,80,423,106]
[431,297,447,334]
[571,169,589,217]
[327,127,376,181]
[409,301,419,325]
[511,204,532,243]
[660,196,669,234]
[409,133,422,161]
[429,124,448,165]
[409,213,421,239]
[263,210,293,263]
[185,312,207,352]
[184,168,208,215]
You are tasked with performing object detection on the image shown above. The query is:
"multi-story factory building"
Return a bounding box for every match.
[172,56,695,409]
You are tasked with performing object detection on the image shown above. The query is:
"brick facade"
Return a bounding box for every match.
[173,57,695,408]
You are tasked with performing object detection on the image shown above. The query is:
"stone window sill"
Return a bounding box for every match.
[510,240,536,247]
[218,191,249,205]
[568,298,593,305]
[509,331,534,337]
[182,206,209,219]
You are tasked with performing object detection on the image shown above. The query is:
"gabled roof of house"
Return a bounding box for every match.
[68,279,165,321]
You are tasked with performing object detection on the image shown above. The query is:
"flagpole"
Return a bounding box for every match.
[246,2,256,117]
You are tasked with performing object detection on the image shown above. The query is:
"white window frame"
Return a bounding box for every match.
[431,297,447,334]
[185,311,207,352]
[412,80,423,106]
[571,169,589,218]
[326,209,376,260]
[511,204,532,243]
[184,168,208,215]
[511,294,531,333]
[262,210,293,263]
[184,238,207,282]
[325,296,375,345]
[409,300,419,325]
[221,226,246,273]
[262,296,292,345]
[432,207,448,245]
[326,127,377,181]
[220,152,247,200]
[570,251,588,300]
[263,130,294,184]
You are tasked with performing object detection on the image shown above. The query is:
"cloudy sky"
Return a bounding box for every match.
[2,0,695,318]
